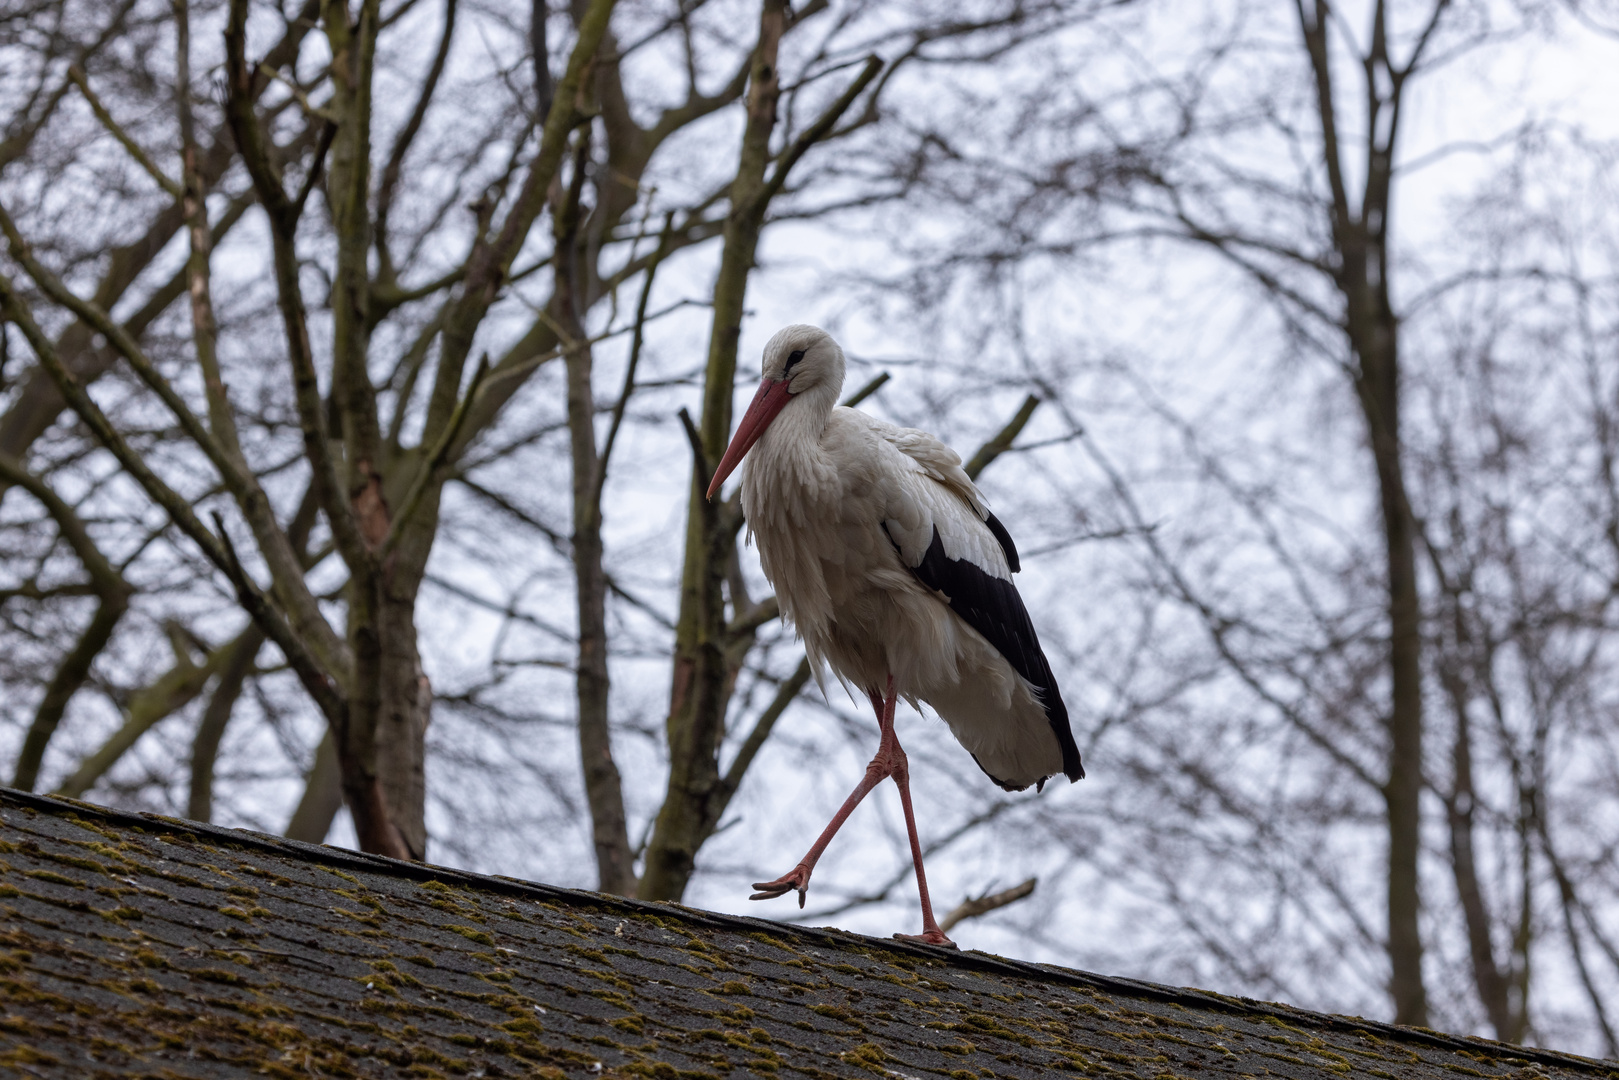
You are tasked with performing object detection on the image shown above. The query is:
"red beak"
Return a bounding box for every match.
[707,377,793,500]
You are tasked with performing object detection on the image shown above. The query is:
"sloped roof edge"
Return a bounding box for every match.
[4,785,1609,1074]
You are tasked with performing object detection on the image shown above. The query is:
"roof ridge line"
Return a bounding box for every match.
[4,785,1609,1073]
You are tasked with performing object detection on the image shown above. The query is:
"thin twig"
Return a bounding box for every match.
[593,211,677,507]
[719,657,813,804]
[68,64,183,198]
[483,297,705,391]
[755,55,883,210]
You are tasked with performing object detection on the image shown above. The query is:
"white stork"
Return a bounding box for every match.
[706,324,1083,947]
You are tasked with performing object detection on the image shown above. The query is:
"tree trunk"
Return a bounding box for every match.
[1430,543,1529,1043]
[374,592,430,858]
[636,21,880,903]
[1296,0,1434,1025]
[1336,222,1428,1026]
[638,0,788,903]
[1376,433,1427,1031]
[1444,689,1528,1042]
[556,128,636,895]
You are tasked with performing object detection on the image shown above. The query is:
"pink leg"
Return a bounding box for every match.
[750,678,903,907]
[889,744,956,948]
[752,679,959,948]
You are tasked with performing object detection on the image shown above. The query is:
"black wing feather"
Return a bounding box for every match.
[900,520,1083,787]
[984,511,1020,573]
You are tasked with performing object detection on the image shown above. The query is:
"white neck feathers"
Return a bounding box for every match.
[741,381,842,519]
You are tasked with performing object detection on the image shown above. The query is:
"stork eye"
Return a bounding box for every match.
[785,349,806,371]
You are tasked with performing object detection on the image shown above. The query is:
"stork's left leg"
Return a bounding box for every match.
[751,678,957,949]
[882,692,957,949]
[749,677,908,908]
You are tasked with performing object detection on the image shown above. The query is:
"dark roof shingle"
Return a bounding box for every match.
[1,787,1612,1079]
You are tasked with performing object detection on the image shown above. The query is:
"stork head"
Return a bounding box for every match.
[706,325,844,500]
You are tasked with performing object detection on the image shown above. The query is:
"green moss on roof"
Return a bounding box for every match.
[1,788,1615,1079]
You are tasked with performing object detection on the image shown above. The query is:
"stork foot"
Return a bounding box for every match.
[894,929,958,949]
[750,863,813,908]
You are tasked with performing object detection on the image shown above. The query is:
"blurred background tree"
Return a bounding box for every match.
[1,0,1617,1056]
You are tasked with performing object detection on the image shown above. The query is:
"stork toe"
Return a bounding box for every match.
[894,929,959,949]
[749,863,813,907]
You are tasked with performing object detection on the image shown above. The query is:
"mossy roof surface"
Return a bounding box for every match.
[0,788,1613,1080]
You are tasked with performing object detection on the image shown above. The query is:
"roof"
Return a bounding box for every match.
[1,787,1613,1080]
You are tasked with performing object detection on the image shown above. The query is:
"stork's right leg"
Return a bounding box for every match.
[750,678,903,907]
[890,746,957,948]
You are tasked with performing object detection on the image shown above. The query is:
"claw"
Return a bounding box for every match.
[893,930,958,949]
[750,863,813,908]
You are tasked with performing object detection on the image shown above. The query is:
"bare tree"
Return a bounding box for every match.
[8,0,1615,1053]
[0,0,1088,900]
[835,0,1619,1051]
